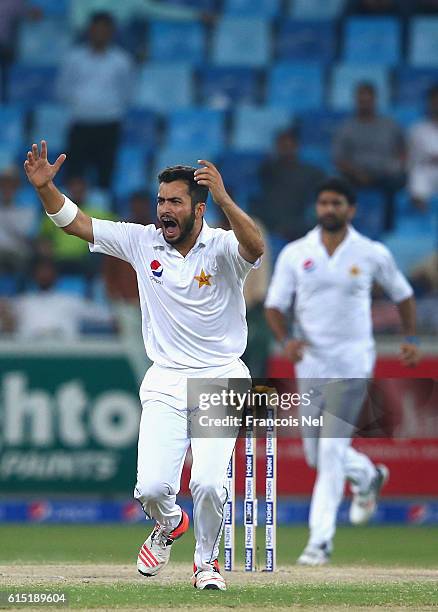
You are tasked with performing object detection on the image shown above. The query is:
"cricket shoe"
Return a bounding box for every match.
[297,542,331,566]
[137,510,189,577]
[192,559,227,591]
[349,464,389,526]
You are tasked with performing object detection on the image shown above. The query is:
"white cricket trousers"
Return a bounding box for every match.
[134,359,250,571]
[296,347,377,548]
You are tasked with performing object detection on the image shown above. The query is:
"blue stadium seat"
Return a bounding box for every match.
[56,275,87,297]
[31,104,71,153]
[8,64,58,107]
[276,21,335,63]
[199,66,259,108]
[165,0,216,8]
[267,63,324,112]
[409,18,438,67]
[0,275,18,297]
[17,18,71,65]
[223,0,281,17]
[29,0,69,16]
[395,190,437,233]
[382,233,436,275]
[300,146,333,174]
[0,107,25,155]
[299,110,348,148]
[166,108,226,153]
[330,63,390,110]
[289,0,346,20]
[343,17,401,65]
[121,109,158,150]
[354,189,386,240]
[396,68,438,107]
[212,18,270,67]
[148,21,205,63]
[232,105,293,151]
[135,63,193,111]
[218,151,265,198]
[0,147,16,170]
[389,105,422,129]
[112,145,150,198]
[152,148,216,182]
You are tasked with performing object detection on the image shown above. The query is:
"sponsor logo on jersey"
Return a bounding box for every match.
[303,258,315,272]
[150,260,163,277]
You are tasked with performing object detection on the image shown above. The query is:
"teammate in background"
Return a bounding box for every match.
[24,141,263,590]
[265,178,420,566]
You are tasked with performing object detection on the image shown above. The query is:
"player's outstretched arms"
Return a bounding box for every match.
[24,140,93,243]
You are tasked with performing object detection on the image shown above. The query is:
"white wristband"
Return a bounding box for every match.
[46,195,78,228]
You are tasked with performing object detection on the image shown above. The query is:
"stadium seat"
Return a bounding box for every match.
[289,0,346,20]
[56,275,87,297]
[354,189,386,240]
[231,105,293,151]
[199,66,260,108]
[343,17,401,65]
[389,105,422,129]
[0,107,25,155]
[395,67,438,107]
[212,18,270,67]
[300,146,334,174]
[218,151,265,198]
[276,21,335,63]
[165,108,226,153]
[148,21,205,63]
[223,0,281,17]
[121,109,158,150]
[8,64,58,107]
[31,104,71,153]
[135,63,193,111]
[0,147,16,171]
[267,63,324,112]
[382,232,436,275]
[299,109,348,148]
[29,0,69,16]
[112,145,151,198]
[17,18,71,65]
[409,18,438,67]
[152,147,216,182]
[395,191,437,233]
[166,0,216,8]
[330,63,390,110]
[0,275,18,297]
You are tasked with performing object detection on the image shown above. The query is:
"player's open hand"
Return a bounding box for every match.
[400,342,420,368]
[24,141,66,190]
[194,160,230,207]
[284,339,306,363]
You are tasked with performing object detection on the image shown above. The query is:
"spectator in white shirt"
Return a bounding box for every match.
[408,84,438,210]
[57,12,134,188]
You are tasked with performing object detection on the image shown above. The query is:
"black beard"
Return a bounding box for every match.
[319,218,347,233]
[163,209,196,245]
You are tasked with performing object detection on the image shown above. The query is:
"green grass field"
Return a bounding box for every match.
[0,525,437,610]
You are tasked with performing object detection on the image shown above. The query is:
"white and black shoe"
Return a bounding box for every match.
[297,542,331,566]
[137,510,189,577]
[192,559,226,590]
[349,464,389,526]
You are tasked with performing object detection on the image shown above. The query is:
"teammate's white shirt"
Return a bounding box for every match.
[265,225,413,354]
[90,218,258,369]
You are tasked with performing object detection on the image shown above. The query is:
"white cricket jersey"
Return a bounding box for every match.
[90,219,258,369]
[265,225,413,353]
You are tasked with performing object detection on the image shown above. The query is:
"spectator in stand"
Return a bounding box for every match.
[38,175,115,278]
[0,257,113,340]
[0,165,36,273]
[333,82,405,231]
[254,128,326,241]
[57,12,134,188]
[0,0,42,102]
[407,85,438,210]
[102,190,153,382]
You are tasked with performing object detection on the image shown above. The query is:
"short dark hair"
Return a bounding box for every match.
[89,11,114,27]
[157,165,208,206]
[356,81,376,95]
[315,177,356,206]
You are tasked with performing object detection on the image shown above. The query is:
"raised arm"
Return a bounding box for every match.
[24,140,93,242]
[194,160,264,263]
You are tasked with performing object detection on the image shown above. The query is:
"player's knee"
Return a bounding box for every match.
[189,476,221,500]
[317,439,345,469]
[134,479,170,503]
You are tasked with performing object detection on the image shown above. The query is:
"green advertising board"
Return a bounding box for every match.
[0,342,141,494]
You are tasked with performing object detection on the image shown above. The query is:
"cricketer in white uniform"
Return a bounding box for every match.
[265,177,420,566]
[24,142,264,591]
